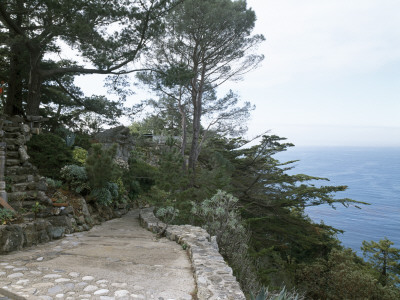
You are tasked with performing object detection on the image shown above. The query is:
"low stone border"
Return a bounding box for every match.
[139,208,246,300]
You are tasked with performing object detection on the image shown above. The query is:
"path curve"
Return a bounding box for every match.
[0,210,195,300]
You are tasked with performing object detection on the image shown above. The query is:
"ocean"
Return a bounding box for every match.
[275,147,400,254]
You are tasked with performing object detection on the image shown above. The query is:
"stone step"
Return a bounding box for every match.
[6,151,19,159]
[5,138,24,146]
[6,165,38,176]
[6,144,18,151]
[6,159,21,166]
[7,174,35,184]
[2,126,21,133]
[5,166,19,175]
[10,182,30,192]
[4,131,21,138]
[8,190,49,203]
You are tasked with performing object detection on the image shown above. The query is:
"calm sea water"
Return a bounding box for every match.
[275,147,400,254]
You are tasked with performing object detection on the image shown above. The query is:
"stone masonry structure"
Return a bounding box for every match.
[1,115,51,208]
[139,208,246,300]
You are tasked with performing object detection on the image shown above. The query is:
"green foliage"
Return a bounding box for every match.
[192,190,261,294]
[74,132,92,150]
[297,248,400,299]
[72,147,88,166]
[27,133,74,179]
[123,150,157,200]
[86,144,118,190]
[155,206,179,224]
[91,188,113,206]
[84,143,126,205]
[362,237,400,286]
[0,208,15,225]
[251,287,301,300]
[46,178,62,189]
[55,127,75,147]
[31,202,45,220]
[1,0,176,118]
[89,182,119,206]
[106,182,119,200]
[60,164,89,194]
[115,177,129,204]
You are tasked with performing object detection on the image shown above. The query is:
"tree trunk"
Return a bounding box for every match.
[5,41,24,116]
[4,0,24,116]
[178,96,187,171]
[26,48,43,116]
[188,60,206,173]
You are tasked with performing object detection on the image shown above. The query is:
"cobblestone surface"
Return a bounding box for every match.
[0,210,195,300]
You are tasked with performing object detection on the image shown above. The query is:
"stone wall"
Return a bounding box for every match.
[0,194,128,254]
[1,115,51,209]
[139,208,246,300]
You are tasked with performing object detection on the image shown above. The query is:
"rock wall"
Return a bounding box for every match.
[1,115,51,209]
[0,195,128,254]
[139,208,246,300]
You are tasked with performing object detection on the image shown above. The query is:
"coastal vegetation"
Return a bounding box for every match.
[1,0,399,298]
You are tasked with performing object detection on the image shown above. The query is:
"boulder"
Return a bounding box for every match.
[0,224,25,253]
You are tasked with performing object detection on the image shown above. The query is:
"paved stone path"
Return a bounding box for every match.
[0,210,195,300]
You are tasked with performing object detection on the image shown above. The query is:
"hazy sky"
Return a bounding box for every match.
[226,0,400,147]
[77,0,400,147]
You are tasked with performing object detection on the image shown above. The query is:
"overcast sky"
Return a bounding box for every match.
[228,0,400,147]
[77,0,400,147]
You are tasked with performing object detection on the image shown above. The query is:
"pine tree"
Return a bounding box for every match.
[362,237,400,286]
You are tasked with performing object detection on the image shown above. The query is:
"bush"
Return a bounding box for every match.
[106,182,119,199]
[72,147,88,166]
[46,178,62,189]
[191,190,261,294]
[86,144,118,190]
[91,187,113,206]
[251,287,303,300]
[60,164,90,194]
[124,150,157,200]
[0,208,15,225]
[27,133,73,179]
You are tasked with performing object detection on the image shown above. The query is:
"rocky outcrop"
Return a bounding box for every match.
[139,208,246,300]
[94,126,135,162]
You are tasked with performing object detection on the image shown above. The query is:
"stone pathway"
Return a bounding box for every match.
[0,210,195,300]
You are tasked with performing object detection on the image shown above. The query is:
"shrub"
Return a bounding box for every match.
[0,208,15,225]
[115,177,129,204]
[192,190,261,294]
[85,144,124,206]
[86,144,118,190]
[60,164,90,194]
[72,147,88,166]
[46,178,62,189]
[91,187,112,206]
[124,150,157,200]
[251,287,303,300]
[27,133,73,179]
[106,182,119,199]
